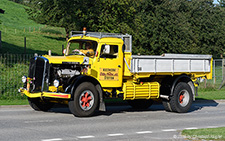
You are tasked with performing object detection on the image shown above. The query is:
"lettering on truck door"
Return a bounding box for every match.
[97,44,123,87]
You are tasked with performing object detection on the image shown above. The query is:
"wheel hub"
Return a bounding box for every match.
[79,90,94,111]
[178,90,190,107]
[179,95,184,104]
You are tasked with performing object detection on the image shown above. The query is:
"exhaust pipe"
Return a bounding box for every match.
[160,95,169,100]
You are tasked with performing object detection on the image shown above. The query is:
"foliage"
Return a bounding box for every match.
[218,0,225,6]
[25,0,225,58]
[132,0,225,57]
[25,0,81,39]
[0,62,29,99]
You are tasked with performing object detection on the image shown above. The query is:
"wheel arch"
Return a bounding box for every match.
[70,75,100,97]
[170,75,195,100]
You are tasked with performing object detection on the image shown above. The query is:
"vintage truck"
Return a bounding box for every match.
[19,28,212,117]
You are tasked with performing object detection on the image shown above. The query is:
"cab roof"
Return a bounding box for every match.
[68,30,133,52]
[68,32,125,44]
[70,31,125,39]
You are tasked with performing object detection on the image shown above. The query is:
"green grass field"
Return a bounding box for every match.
[198,89,225,100]
[0,99,28,105]
[0,0,66,55]
[182,127,225,140]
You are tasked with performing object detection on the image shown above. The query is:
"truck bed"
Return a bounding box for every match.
[131,54,212,73]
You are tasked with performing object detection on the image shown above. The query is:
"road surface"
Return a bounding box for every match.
[0,100,224,141]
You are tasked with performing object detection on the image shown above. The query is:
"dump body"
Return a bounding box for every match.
[131,54,212,79]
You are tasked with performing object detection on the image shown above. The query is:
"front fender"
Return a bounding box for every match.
[69,75,106,111]
[70,75,101,98]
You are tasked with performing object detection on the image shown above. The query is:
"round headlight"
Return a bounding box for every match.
[53,80,60,88]
[22,76,27,83]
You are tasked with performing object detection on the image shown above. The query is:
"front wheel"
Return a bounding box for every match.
[169,82,193,113]
[69,82,99,117]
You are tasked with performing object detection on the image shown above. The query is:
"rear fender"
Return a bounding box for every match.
[170,75,195,100]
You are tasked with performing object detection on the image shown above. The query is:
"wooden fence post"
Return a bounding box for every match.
[24,37,26,54]
[0,31,1,50]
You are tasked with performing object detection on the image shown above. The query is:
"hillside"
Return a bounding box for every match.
[0,0,66,55]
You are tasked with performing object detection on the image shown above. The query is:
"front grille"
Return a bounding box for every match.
[28,57,49,92]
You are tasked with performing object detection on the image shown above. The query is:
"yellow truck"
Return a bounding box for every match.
[19,28,212,117]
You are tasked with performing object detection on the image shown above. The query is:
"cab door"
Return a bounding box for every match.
[96,43,123,87]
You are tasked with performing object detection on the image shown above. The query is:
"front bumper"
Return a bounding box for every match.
[19,88,71,99]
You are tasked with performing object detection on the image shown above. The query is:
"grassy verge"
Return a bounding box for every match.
[197,88,225,100]
[0,99,28,105]
[182,127,225,140]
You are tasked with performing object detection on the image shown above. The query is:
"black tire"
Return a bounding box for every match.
[28,98,54,111]
[162,100,173,112]
[169,82,193,113]
[127,99,153,109]
[69,82,99,117]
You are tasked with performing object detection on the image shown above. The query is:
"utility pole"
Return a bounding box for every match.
[219,58,225,90]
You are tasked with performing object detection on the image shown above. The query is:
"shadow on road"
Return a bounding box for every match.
[47,100,219,117]
[190,99,219,112]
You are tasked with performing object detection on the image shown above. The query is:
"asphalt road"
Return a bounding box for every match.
[0,100,224,141]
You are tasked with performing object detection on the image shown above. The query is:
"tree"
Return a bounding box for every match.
[217,0,225,6]
[26,0,96,40]
[25,0,225,57]
[132,0,225,57]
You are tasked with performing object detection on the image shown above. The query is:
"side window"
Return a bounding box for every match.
[100,45,118,59]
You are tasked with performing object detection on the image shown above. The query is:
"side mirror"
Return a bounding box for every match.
[103,45,110,54]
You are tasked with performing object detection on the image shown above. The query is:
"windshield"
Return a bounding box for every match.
[65,40,97,58]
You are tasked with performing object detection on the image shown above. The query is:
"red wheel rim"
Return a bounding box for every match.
[179,94,184,104]
[178,90,190,107]
[79,90,94,111]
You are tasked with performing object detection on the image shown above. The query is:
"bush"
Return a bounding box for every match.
[0,62,29,100]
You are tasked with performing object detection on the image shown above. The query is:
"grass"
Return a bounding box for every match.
[197,88,225,100]
[0,99,28,105]
[0,0,67,55]
[182,127,225,140]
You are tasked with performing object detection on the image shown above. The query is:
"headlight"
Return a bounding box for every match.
[53,80,60,88]
[22,76,27,83]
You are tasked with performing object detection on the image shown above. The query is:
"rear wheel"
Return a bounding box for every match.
[69,82,99,117]
[28,98,54,111]
[127,99,153,109]
[169,82,193,113]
